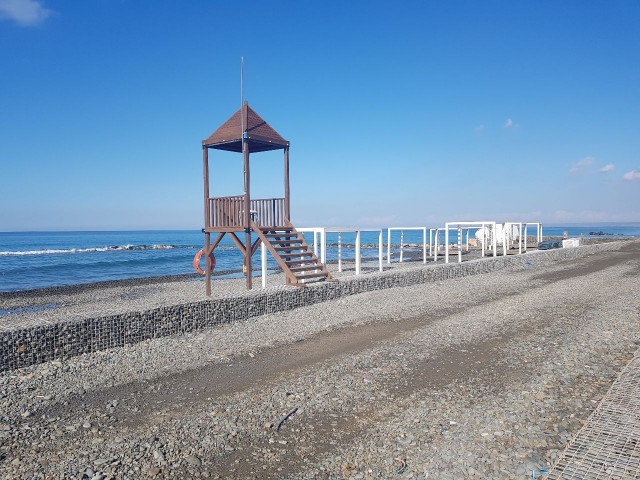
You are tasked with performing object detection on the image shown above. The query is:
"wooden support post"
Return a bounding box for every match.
[251,238,262,256]
[204,231,210,295]
[261,242,267,288]
[203,146,211,296]
[208,232,225,254]
[284,146,290,220]
[229,232,247,254]
[245,229,252,289]
[242,102,252,289]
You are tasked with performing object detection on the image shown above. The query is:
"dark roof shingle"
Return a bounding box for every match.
[203,103,289,153]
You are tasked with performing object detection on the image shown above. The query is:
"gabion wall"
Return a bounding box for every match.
[0,242,623,372]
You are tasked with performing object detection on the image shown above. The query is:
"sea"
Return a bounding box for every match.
[1,225,638,293]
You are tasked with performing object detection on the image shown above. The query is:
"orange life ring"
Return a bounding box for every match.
[193,250,215,275]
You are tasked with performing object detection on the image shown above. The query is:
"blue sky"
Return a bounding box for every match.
[1,0,639,231]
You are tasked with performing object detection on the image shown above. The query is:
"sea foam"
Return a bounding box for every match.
[0,245,178,256]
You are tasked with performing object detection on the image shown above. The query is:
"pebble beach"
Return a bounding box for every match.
[0,240,639,479]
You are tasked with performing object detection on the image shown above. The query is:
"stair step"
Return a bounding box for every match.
[274,246,307,252]
[270,241,303,247]
[269,237,302,243]
[279,252,313,258]
[252,220,333,286]
[295,272,329,280]
[260,225,290,230]
[285,258,320,266]
[289,265,323,272]
[263,232,295,237]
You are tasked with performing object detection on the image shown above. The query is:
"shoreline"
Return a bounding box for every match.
[1,236,626,300]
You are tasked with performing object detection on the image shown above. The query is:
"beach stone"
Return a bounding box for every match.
[185,454,202,466]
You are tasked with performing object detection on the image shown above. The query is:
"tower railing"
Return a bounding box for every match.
[209,196,285,228]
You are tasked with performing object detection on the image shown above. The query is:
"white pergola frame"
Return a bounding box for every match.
[523,222,543,250]
[500,222,544,256]
[432,228,444,262]
[386,227,427,264]
[502,222,524,256]
[297,227,384,276]
[431,227,472,261]
[429,228,437,257]
[445,221,498,264]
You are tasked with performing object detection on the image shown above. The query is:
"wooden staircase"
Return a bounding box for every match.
[251,220,332,286]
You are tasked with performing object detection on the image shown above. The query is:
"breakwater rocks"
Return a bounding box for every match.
[0,242,626,372]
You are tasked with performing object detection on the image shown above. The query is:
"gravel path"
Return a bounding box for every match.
[0,241,638,479]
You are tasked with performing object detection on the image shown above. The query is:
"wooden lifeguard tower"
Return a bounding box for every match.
[200,101,331,295]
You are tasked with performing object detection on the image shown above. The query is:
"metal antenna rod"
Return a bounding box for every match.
[240,56,244,135]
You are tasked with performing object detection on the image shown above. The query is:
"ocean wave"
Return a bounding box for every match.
[0,244,185,256]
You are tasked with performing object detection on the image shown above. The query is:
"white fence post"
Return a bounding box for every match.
[423,228,427,263]
[338,232,342,273]
[387,228,391,264]
[379,230,383,271]
[445,226,450,264]
[355,230,361,275]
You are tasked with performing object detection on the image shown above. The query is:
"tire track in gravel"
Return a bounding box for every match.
[41,308,459,425]
[530,242,639,282]
[30,244,638,437]
[204,249,640,478]
[214,331,530,479]
[205,286,622,478]
[43,242,639,428]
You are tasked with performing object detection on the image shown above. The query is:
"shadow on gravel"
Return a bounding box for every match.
[202,324,532,479]
[531,242,640,283]
[35,305,555,479]
[42,309,461,425]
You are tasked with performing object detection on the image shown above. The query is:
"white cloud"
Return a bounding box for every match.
[569,156,595,175]
[0,0,51,26]
[623,170,640,181]
[598,163,615,173]
[504,118,513,128]
[474,124,485,133]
